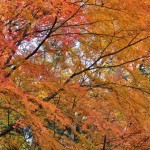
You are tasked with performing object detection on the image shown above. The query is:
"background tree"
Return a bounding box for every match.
[0,0,150,149]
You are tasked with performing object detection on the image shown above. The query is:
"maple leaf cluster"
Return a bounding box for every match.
[0,0,150,149]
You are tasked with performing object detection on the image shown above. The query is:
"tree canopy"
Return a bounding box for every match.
[0,0,150,149]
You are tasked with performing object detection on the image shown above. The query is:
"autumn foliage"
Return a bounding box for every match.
[0,0,150,149]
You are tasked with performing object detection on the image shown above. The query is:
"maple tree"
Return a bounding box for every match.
[0,0,150,149]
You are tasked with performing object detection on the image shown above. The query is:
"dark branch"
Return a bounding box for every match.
[0,124,14,137]
[103,135,107,150]
[93,55,150,70]
[25,16,58,60]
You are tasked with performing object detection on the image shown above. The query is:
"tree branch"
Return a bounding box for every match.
[93,55,150,69]
[0,124,14,137]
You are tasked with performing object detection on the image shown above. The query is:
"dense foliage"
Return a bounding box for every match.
[0,0,150,149]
